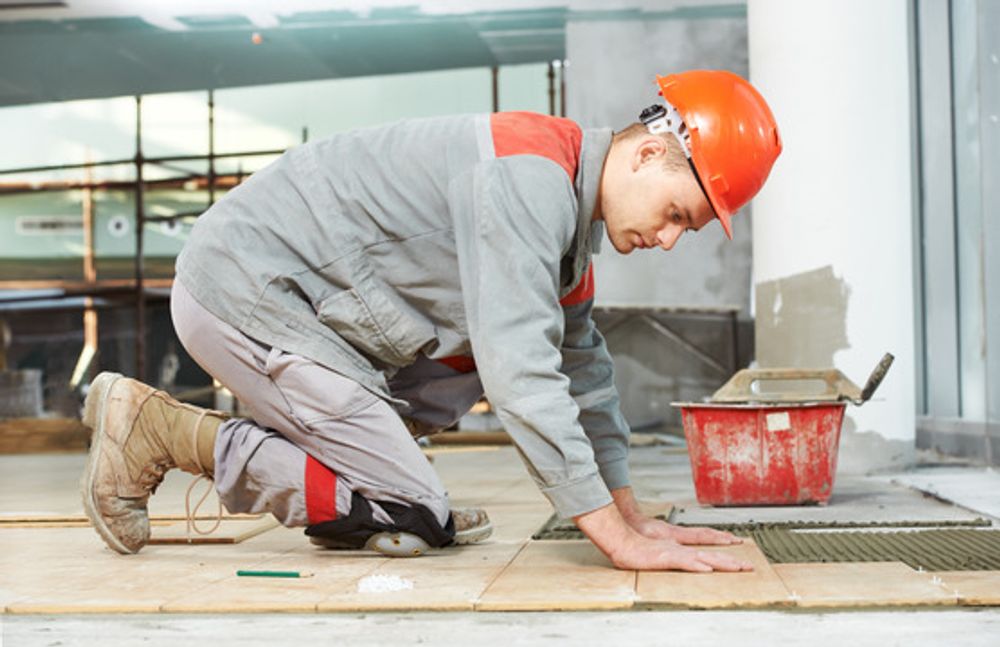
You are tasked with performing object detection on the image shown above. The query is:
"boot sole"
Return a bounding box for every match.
[454,520,494,545]
[79,371,138,555]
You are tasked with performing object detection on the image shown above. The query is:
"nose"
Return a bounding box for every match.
[656,224,684,250]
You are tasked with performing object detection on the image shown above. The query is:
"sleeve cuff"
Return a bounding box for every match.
[540,471,613,519]
[598,456,631,491]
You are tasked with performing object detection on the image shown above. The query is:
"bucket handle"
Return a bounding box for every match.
[711,353,894,405]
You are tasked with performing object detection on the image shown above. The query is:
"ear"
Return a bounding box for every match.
[631,136,667,171]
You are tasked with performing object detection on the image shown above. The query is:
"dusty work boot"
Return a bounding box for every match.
[79,372,226,555]
[451,507,493,545]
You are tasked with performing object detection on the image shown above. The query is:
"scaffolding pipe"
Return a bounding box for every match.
[491,66,499,113]
[547,61,556,116]
[134,95,146,382]
[559,59,567,117]
[0,149,286,177]
[207,89,216,207]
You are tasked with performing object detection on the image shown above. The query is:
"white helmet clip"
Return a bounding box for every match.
[639,102,691,159]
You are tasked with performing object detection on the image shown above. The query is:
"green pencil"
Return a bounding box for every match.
[236,569,312,578]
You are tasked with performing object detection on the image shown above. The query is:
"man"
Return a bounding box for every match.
[81,70,781,571]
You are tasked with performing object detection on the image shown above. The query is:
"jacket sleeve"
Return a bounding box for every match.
[449,155,613,519]
[561,294,632,491]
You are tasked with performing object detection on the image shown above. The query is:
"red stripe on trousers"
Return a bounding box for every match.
[305,455,337,524]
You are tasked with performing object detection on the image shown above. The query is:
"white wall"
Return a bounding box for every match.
[748,0,916,466]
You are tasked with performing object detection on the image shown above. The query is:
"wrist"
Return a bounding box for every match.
[574,502,640,561]
[610,486,644,522]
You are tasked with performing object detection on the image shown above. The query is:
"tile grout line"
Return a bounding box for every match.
[157,533,313,613]
[472,539,530,611]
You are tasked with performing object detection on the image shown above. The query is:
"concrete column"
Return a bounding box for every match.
[747,0,916,471]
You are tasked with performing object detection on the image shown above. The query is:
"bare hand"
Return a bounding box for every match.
[626,515,743,546]
[609,533,753,572]
[574,502,753,572]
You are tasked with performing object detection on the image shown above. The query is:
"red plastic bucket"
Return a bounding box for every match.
[676,402,846,506]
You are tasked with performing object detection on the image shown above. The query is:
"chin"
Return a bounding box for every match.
[612,239,635,255]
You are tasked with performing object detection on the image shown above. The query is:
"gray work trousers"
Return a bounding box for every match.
[169,279,451,528]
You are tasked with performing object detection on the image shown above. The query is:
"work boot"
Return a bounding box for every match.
[79,372,226,554]
[451,507,493,545]
[309,506,493,556]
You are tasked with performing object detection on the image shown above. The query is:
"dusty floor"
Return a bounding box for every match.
[1,442,999,643]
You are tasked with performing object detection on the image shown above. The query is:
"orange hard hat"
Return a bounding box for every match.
[653,70,782,239]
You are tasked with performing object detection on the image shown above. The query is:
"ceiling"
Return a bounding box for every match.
[0,1,743,106]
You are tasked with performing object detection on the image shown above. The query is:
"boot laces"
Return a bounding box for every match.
[182,408,224,541]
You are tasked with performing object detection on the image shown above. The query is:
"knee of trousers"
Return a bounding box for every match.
[306,491,456,549]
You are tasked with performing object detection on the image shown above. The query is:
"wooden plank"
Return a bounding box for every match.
[318,542,523,612]
[636,538,793,609]
[773,562,958,608]
[148,516,280,545]
[0,513,266,527]
[0,418,89,454]
[427,431,511,446]
[476,541,635,611]
[933,571,1000,606]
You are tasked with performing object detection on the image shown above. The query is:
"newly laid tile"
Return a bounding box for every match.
[935,571,1000,606]
[637,539,793,609]
[773,562,958,608]
[318,542,523,612]
[476,541,635,611]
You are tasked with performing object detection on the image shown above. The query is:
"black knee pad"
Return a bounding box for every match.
[305,491,455,548]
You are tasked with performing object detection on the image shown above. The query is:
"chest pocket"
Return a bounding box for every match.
[315,269,436,367]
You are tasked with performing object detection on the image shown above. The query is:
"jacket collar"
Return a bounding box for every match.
[568,127,612,287]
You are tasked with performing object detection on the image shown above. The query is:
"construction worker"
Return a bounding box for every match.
[80,70,781,571]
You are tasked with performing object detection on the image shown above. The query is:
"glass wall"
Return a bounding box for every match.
[914,0,1000,461]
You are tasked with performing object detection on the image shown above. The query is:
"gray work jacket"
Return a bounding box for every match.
[176,113,631,518]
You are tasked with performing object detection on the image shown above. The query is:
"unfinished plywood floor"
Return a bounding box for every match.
[1,447,998,614]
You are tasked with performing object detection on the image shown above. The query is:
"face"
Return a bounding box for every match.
[598,137,717,254]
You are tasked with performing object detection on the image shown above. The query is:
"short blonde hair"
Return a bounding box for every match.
[614,123,689,174]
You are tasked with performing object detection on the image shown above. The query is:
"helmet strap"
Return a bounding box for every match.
[639,102,692,159]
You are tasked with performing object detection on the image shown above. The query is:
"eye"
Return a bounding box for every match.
[671,211,682,224]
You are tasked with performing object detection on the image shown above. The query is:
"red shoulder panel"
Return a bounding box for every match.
[490,112,583,181]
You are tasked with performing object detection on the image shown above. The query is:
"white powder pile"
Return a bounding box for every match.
[356,574,415,593]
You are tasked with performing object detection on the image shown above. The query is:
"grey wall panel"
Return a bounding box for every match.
[565,13,751,310]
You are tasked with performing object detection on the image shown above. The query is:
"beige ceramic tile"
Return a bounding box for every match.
[773,562,958,608]
[483,502,555,543]
[162,547,387,613]
[476,541,635,611]
[637,539,794,609]
[318,542,523,612]
[934,571,1000,606]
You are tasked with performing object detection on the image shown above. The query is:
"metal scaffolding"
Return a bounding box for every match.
[0,91,289,382]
